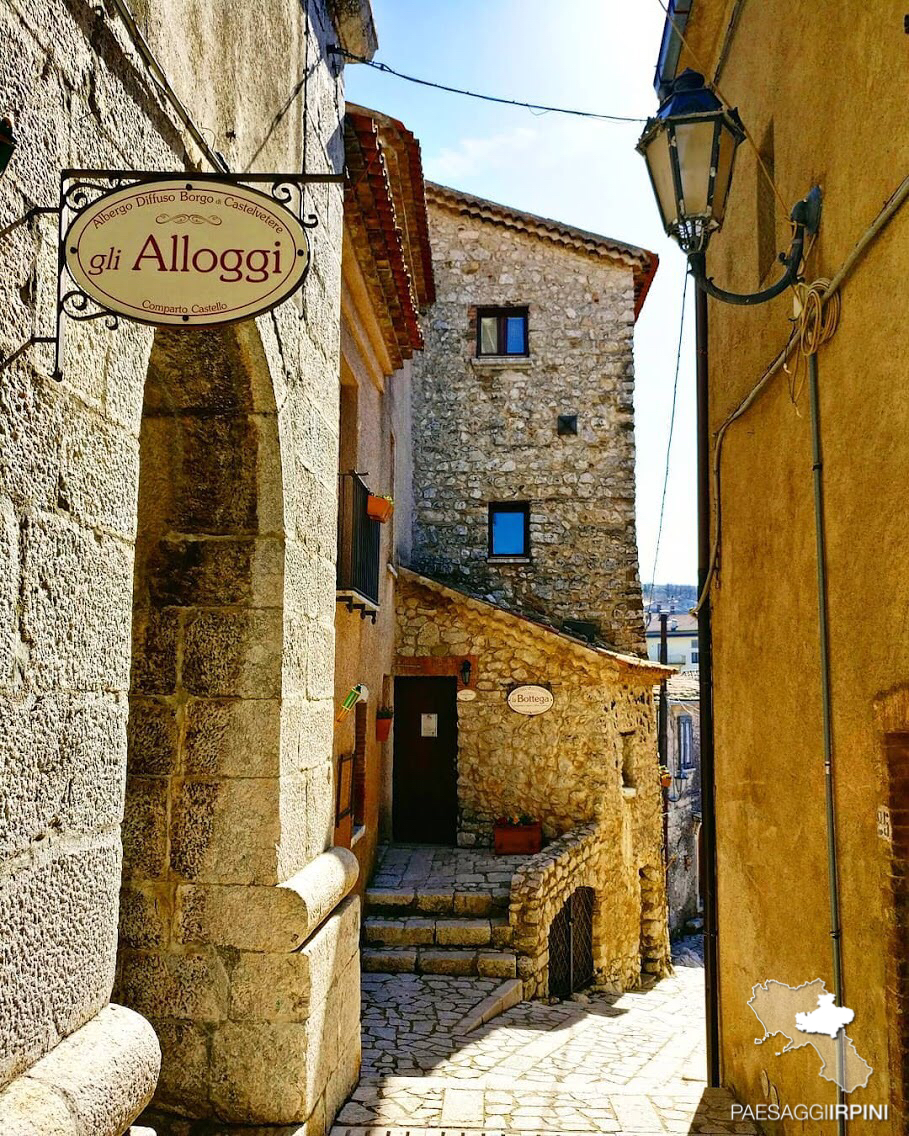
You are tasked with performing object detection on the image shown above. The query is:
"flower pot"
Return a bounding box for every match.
[494,821,542,856]
[376,716,393,742]
[367,495,393,523]
[660,773,672,789]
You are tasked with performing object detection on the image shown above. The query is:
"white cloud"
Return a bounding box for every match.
[426,126,537,182]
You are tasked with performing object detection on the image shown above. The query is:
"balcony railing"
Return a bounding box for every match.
[337,471,380,615]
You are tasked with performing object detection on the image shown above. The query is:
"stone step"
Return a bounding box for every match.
[366,884,510,918]
[363,914,514,949]
[361,945,518,979]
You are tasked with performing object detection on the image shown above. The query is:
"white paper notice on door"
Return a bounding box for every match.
[421,713,438,737]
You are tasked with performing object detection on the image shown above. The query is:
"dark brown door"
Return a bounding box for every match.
[393,677,458,843]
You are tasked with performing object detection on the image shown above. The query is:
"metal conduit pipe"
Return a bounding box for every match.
[808,352,847,1135]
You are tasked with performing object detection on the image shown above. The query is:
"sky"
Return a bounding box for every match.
[346,0,697,587]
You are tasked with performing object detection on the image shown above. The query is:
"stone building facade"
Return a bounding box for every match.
[661,672,701,935]
[410,184,658,655]
[0,2,377,1133]
[662,1,908,1128]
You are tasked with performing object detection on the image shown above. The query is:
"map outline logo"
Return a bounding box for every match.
[748,978,873,1094]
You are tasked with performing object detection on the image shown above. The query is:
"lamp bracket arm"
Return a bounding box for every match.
[689,186,822,308]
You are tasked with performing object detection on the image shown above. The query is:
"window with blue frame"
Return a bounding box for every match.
[488,502,530,558]
[477,307,528,356]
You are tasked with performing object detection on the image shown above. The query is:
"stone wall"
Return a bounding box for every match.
[0,1,367,1131]
[665,700,701,935]
[410,197,645,654]
[509,822,671,1000]
[396,570,664,847]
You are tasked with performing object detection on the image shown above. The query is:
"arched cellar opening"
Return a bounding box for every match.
[547,886,595,999]
[114,324,285,1119]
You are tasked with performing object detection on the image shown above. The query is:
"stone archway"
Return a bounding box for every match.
[114,326,361,1131]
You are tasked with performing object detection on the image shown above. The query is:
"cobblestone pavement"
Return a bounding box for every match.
[371,843,527,897]
[332,954,758,1135]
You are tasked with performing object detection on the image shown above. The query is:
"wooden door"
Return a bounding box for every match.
[392,676,458,843]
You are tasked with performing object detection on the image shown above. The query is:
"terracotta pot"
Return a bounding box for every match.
[660,773,672,788]
[367,495,393,523]
[494,821,542,856]
[376,716,393,742]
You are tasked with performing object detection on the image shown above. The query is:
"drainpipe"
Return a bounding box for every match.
[808,353,847,1133]
[695,284,721,1087]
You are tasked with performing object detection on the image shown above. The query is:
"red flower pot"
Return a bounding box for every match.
[367,495,393,523]
[376,716,393,742]
[494,821,542,856]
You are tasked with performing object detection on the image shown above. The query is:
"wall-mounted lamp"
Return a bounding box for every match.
[636,70,821,306]
[460,659,472,687]
[0,118,17,179]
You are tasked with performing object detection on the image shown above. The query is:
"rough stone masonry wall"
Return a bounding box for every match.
[509,822,671,999]
[397,572,662,847]
[0,1,359,1132]
[411,202,644,654]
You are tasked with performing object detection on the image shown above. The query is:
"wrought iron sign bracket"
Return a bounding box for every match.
[0,168,346,380]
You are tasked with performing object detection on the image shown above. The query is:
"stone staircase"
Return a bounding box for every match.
[360,844,523,980]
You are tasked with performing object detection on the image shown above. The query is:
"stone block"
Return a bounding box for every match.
[163,414,260,536]
[117,948,229,1022]
[182,610,282,699]
[229,953,311,1022]
[453,891,493,916]
[149,1018,210,1117]
[435,918,492,946]
[413,890,454,914]
[21,510,132,693]
[417,949,477,977]
[0,1004,159,1136]
[363,916,434,947]
[209,1022,308,1124]
[122,776,169,881]
[476,950,518,979]
[184,697,280,778]
[361,948,417,973]
[127,698,178,777]
[117,882,171,950]
[130,609,179,696]
[365,887,416,912]
[170,777,279,885]
[59,403,138,539]
[0,840,120,1086]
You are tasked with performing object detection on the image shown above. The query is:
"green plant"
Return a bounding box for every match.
[496,813,538,827]
[376,706,394,719]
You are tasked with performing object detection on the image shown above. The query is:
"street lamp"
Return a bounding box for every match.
[637,70,821,305]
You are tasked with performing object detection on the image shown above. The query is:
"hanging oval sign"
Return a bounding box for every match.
[506,685,554,716]
[63,179,310,327]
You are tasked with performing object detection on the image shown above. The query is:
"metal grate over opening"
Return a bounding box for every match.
[547,885,595,999]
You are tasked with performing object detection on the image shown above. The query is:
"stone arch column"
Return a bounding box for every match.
[116,325,359,1131]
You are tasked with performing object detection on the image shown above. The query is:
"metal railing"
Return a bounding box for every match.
[337,472,380,606]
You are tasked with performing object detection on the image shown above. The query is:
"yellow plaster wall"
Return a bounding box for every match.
[676,3,908,1129]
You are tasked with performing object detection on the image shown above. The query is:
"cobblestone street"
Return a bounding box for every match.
[331,945,757,1135]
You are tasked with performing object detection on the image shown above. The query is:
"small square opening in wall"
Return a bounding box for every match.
[557,414,578,436]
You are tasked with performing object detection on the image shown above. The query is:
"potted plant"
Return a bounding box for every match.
[366,493,394,523]
[493,814,543,856]
[376,706,394,742]
[659,765,672,789]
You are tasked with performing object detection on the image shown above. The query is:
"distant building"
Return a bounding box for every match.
[659,672,701,934]
[645,608,698,670]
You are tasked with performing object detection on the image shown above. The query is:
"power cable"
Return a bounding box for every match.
[331,48,647,124]
[647,269,689,610]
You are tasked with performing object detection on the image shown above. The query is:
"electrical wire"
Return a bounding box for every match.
[332,48,647,124]
[647,269,689,611]
[694,172,909,614]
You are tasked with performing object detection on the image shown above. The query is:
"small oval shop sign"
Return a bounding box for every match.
[64,180,310,327]
[506,685,554,716]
